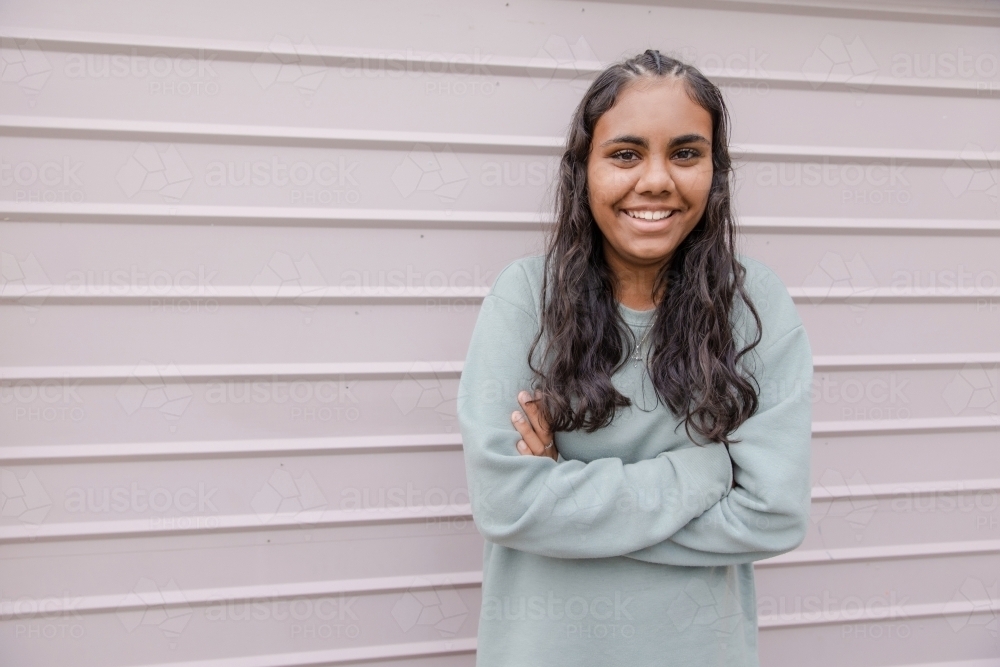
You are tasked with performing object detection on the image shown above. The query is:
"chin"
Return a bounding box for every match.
[623,246,676,264]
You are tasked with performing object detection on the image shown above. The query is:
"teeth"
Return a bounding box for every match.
[625,210,674,221]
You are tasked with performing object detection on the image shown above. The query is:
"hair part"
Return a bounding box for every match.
[526,49,763,446]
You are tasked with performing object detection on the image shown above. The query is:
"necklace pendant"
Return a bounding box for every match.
[632,325,650,368]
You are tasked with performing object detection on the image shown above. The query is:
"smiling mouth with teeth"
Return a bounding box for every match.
[623,209,677,221]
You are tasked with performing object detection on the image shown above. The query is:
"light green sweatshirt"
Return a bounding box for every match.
[457,253,813,666]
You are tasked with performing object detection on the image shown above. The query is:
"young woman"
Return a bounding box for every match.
[457,50,813,666]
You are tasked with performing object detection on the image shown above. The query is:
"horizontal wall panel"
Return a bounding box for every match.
[4,223,1000,301]
[0,303,481,366]
[2,359,997,445]
[0,10,997,141]
[4,300,998,370]
[802,487,999,550]
[0,450,470,533]
[0,374,465,445]
[755,551,1000,613]
[0,519,484,597]
[758,614,999,667]
[744,233,1000,289]
[0,222,542,294]
[0,583,483,667]
[3,136,996,220]
[812,430,1000,485]
[796,303,1000,354]
[2,354,996,400]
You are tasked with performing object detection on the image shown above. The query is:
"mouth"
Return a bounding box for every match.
[620,209,678,222]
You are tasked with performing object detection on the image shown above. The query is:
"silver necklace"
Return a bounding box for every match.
[631,323,653,367]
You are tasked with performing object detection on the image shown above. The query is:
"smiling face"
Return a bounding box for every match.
[586,75,715,308]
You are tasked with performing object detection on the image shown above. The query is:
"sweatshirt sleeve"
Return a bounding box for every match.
[458,260,734,559]
[624,264,814,567]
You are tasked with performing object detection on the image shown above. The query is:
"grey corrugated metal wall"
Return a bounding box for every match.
[1,1,998,665]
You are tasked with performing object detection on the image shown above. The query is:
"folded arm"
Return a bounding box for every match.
[625,322,814,566]
[458,273,733,559]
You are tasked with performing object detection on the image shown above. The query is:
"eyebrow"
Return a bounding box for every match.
[599,133,711,149]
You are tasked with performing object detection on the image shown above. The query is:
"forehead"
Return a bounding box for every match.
[593,76,713,141]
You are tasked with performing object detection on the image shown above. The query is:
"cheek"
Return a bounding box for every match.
[589,164,631,205]
[679,166,714,203]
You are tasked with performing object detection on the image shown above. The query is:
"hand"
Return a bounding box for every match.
[511,389,557,461]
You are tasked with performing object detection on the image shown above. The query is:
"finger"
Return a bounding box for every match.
[511,410,546,455]
[516,432,555,460]
[519,434,556,461]
[518,390,553,446]
[520,390,556,461]
[511,411,545,455]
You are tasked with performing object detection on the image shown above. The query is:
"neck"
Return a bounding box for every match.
[604,242,669,310]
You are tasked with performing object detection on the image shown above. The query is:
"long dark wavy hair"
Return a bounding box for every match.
[527,49,763,446]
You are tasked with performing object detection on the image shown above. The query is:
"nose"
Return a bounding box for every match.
[634,154,675,196]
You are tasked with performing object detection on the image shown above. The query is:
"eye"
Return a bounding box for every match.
[610,149,641,162]
[673,148,702,160]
